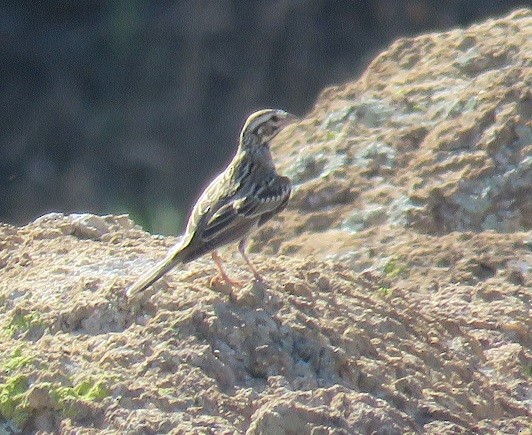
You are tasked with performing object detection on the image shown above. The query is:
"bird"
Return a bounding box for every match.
[127,109,297,298]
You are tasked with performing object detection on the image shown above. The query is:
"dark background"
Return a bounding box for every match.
[1,1,528,234]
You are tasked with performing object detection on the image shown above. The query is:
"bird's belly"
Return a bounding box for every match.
[181,218,259,263]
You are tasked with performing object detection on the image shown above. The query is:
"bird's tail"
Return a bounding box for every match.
[126,247,186,299]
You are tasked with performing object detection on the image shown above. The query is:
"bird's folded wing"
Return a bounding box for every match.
[234,176,291,218]
[201,176,290,243]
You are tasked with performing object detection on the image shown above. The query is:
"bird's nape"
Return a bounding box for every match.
[239,109,298,148]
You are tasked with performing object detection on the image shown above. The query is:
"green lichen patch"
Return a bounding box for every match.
[0,367,114,431]
[0,374,30,429]
[377,286,395,299]
[1,347,34,374]
[4,311,45,339]
[73,377,111,402]
[383,256,410,279]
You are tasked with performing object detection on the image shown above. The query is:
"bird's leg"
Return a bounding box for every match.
[211,250,243,287]
[238,238,263,281]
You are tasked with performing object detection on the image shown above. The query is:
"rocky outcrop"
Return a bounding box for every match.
[0,9,530,434]
[264,8,531,254]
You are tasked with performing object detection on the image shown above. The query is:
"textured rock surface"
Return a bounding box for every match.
[1,9,531,434]
[263,7,531,257]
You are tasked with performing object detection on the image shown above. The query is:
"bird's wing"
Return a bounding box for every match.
[201,175,291,243]
[234,175,291,218]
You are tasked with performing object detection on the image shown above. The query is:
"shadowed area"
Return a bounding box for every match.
[0,1,528,233]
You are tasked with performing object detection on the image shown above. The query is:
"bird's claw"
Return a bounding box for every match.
[210,274,244,288]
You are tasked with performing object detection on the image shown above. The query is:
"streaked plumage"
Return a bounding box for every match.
[127,109,296,298]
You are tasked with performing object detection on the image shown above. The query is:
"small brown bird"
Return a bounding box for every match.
[127,109,297,298]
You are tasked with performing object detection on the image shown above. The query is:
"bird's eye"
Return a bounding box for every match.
[271,115,279,123]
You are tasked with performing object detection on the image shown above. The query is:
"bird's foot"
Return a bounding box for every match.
[210,273,244,288]
[251,271,264,283]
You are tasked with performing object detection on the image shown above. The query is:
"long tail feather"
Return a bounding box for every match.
[126,248,185,298]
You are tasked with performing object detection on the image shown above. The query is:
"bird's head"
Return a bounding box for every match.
[239,109,298,152]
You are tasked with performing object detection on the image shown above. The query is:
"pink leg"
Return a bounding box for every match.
[211,251,243,286]
[238,239,263,281]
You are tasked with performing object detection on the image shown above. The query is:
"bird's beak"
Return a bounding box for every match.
[281,112,299,128]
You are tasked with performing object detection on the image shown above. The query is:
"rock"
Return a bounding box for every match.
[0,9,530,434]
[268,7,531,247]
